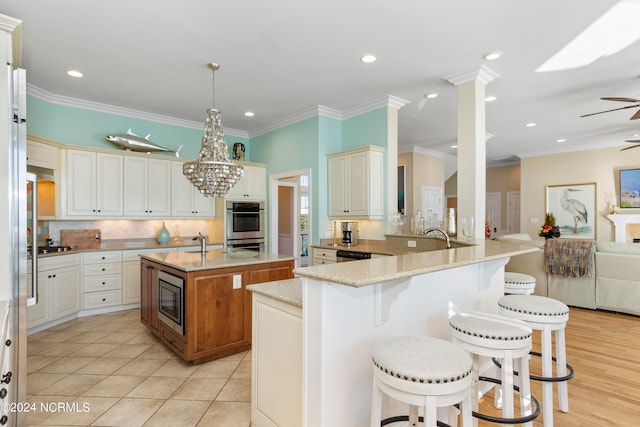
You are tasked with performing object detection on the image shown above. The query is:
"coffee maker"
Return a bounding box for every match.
[341,221,359,246]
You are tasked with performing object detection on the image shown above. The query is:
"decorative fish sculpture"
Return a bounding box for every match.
[105,129,183,157]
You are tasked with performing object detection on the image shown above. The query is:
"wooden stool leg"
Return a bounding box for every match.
[556,327,569,413]
[541,324,554,427]
[517,355,533,427]
[501,350,515,423]
[460,389,473,427]
[423,397,437,427]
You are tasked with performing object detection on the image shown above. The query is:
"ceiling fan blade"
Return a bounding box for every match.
[630,109,640,120]
[601,97,640,103]
[581,104,640,118]
[620,144,640,151]
[625,139,640,143]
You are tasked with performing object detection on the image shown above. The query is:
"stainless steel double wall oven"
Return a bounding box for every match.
[225,200,265,251]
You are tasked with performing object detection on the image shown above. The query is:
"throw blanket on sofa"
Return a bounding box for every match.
[544,239,596,278]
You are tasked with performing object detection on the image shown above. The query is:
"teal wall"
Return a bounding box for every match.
[27,95,391,244]
[26,96,249,160]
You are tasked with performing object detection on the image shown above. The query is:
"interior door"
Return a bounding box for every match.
[486,192,501,237]
[507,191,521,234]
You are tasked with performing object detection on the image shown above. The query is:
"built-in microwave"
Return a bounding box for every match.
[157,271,185,336]
[226,201,265,242]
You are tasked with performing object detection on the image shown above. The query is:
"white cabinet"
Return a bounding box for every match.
[327,146,384,219]
[171,161,216,217]
[66,150,124,216]
[124,157,172,217]
[311,247,337,266]
[27,254,82,329]
[82,251,123,310]
[122,247,176,305]
[226,163,266,200]
[27,139,58,169]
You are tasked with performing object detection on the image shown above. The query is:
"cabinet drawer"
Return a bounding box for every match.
[83,289,122,309]
[83,251,123,264]
[85,275,122,292]
[312,258,336,266]
[160,324,186,355]
[38,253,81,271]
[84,262,122,276]
[312,248,337,261]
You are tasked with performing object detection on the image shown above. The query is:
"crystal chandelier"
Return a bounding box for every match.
[183,63,243,197]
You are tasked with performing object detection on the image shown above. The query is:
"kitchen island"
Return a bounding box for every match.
[248,239,538,427]
[139,249,294,364]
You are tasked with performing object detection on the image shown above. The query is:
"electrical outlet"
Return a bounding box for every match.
[407,240,417,248]
[530,217,539,224]
[233,274,242,289]
[147,228,154,236]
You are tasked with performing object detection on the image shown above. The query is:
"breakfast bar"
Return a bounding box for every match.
[249,239,538,427]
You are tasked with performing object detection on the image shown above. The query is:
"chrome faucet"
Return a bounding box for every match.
[423,227,452,249]
[192,232,207,253]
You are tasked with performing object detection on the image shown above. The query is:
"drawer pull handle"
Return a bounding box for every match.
[102,298,106,302]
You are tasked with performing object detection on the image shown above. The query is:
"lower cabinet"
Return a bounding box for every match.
[311,247,337,265]
[27,254,82,329]
[140,259,295,363]
[82,251,123,310]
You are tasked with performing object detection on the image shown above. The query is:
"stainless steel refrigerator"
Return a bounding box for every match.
[4,65,29,426]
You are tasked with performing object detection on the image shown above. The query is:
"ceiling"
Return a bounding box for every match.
[4,0,640,166]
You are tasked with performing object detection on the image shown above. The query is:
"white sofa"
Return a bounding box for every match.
[497,235,640,316]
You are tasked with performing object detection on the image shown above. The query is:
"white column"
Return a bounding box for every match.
[444,66,498,239]
[386,96,409,224]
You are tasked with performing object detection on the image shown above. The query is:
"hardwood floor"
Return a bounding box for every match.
[478,307,640,426]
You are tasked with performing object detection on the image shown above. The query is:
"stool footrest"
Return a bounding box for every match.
[474,376,540,425]
[492,352,575,383]
[381,415,450,427]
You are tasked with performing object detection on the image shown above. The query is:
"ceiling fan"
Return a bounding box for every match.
[581,96,640,120]
[621,138,640,151]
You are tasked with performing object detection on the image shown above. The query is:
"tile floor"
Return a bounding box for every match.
[26,309,251,426]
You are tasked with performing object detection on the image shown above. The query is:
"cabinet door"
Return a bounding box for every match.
[27,270,49,328]
[244,166,266,200]
[122,260,141,304]
[171,161,195,216]
[50,266,82,320]
[96,153,124,216]
[27,140,58,169]
[346,151,368,216]
[67,150,97,216]
[225,175,245,199]
[192,191,216,217]
[140,260,159,333]
[124,156,149,216]
[147,158,172,216]
[328,155,348,216]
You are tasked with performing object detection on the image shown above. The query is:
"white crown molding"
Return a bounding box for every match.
[341,95,410,120]
[517,139,624,158]
[411,146,445,158]
[443,65,499,86]
[26,84,250,139]
[248,105,342,138]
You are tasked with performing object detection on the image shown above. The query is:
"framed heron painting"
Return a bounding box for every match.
[545,183,596,239]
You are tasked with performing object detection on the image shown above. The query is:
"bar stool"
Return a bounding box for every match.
[371,336,474,427]
[449,311,539,427]
[504,272,536,295]
[498,295,573,427]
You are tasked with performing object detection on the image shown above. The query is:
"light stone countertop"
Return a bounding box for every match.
[139,248,295,272]
[294,239,538,288]
[247,278,302,308]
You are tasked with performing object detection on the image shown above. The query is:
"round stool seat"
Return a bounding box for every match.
[373,336,473,391]
[504,272,536,294]
[449,311,532,350]
[371,336,474,427]
[498,295,569,324]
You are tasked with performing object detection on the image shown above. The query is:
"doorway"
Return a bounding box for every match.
[506,191,521,234]
[269,169,311,268]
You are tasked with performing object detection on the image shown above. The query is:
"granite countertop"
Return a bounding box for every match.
[139,248,295,272]
[36,238,224,257]
[247,278,302,308]
[295,239,538,288]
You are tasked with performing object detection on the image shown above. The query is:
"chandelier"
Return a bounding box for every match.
[183,63,243,197]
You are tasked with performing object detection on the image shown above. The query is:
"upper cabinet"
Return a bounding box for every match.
[171,161,216,217]
[66,150,124,217]
[225,163,266,201]
[27,139,58,169]
[327,145,384,219]
[123,156,172,217]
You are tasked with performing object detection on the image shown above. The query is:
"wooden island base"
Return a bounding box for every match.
[140,255,294,364]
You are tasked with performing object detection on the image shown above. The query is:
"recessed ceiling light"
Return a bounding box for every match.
[557,138,567,143]
[450,144,458,149]
[360,54,377,63]
[244,111,255,117]
[426,93,438,99]
[484,52,502,61]
[485,95,497,102]
[526,122,537,127]
[66,70,83,78]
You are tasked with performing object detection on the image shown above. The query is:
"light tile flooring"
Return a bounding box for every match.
[26,309,251,426]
